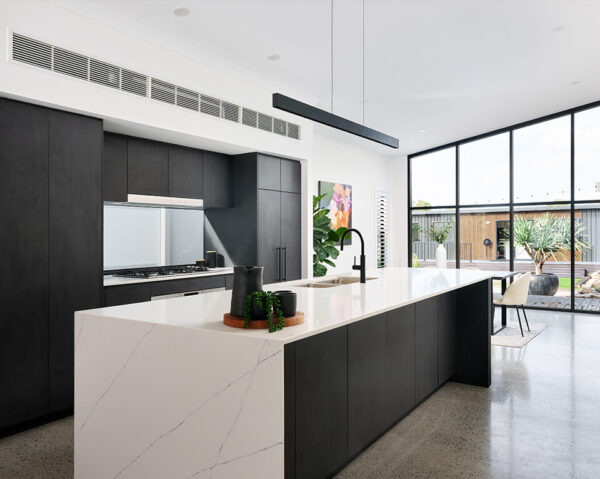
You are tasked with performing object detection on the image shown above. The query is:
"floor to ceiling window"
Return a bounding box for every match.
[408,101,600,313]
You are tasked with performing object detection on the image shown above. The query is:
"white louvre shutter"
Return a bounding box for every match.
[376,192,388,268]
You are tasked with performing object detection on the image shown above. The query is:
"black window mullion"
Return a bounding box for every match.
[456,146,460,268]
[509,130,514,273]
[407,156,412,267]
[570,114,576,311]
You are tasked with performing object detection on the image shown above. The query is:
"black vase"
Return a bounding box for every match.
[230,266,264,317]
[250,297,270,320]
[275,291,297,317]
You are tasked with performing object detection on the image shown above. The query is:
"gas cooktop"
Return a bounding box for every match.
[112,265,210,279]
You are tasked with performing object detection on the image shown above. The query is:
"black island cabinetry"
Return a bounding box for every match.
[284,279,491,479]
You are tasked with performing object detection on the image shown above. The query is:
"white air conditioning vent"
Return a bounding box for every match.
[53,47,88,80]
[176,86,199,111]
[90,59,120,89]
[287,122,300,139]
[258,113,273,132]
[273,118,287,136]
[12,33,52,70]
[200,94,221,117]
[221,101,240,122]
[151,78,176,104]
[10,32,301,140]
[242,108,258,127]
[121,69,147,97]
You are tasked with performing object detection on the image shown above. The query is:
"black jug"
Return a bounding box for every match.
[230,266,264,317]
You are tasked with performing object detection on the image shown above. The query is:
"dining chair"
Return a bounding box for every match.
[493,272,532,337]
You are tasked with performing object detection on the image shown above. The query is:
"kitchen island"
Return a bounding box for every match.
[74,267,492,479]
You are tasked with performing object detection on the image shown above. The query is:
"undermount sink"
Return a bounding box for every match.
[297,276,377,288]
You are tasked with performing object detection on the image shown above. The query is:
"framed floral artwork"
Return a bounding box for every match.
[318,181,352,244]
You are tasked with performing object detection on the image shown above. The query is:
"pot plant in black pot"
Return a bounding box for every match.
[509,213,588,296]
[243,291,284,333]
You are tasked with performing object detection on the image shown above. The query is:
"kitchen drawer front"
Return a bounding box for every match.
[149,275,226,297]
[104,283,151,307]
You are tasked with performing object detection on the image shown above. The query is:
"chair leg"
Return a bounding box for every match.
[515,307,524,337]
[521,306,531,332]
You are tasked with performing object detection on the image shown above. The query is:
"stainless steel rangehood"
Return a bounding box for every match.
[124,194,204,209]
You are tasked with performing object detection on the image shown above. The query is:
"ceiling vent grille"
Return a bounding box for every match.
[273,118,287,136]
[90,59,120,89]
[176,86,199,111]
[242,108,258,127]
[12,33,52,70]
[10,32,300,140]
[221,101,240,122]
[258,113,273,132]
[151,78,176,104]
[53,47,88,80]
[121,69,147,97]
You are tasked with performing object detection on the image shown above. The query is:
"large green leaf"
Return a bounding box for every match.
[314,263,327,277]
[324,244,339,259]
[323,258,336,267]
[313,209,329,221]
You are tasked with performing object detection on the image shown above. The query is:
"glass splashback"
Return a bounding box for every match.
[104,204,204,271]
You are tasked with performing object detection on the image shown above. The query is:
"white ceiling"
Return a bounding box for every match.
[78,0,600,155]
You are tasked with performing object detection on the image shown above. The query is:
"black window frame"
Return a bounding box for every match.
[407,98,600,315]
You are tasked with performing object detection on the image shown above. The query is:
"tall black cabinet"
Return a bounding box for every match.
[205,153,302,284]
[0,99,102,432]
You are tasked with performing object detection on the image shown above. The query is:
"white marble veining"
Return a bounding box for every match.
[103,267,234,287]
[75,267,492,479]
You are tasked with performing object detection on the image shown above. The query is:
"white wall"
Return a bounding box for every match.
[311,137,407,275]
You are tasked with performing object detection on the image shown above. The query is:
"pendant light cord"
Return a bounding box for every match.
[362,0,365,125]
[331,0,334,113]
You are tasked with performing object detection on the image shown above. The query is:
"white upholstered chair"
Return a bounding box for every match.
[493,272,532,337]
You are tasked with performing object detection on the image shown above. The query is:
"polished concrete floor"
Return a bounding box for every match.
[1,309,599,478]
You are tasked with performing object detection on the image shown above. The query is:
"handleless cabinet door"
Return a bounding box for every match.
[415,297,439,403]
[0,99,49,428]
[203,151,232,208]
[49,110,103,412]
[103,133,127,202]
[281,159,301,193]
[348,314,387,458]
[127,137,168,197]
[257,154,281,191]
[280,192,301,281]
[295,327,348,479]
[258,189,281,284]
[385,305,416,424]
[438,291,457,385]
[168,145,203,199]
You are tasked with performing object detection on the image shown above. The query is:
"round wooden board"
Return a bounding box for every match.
[224,312,304,329]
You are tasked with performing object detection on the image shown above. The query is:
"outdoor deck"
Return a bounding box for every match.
[526,295,600,311]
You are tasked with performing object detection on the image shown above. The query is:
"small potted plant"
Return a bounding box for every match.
[424,222,453,269]
[243,291,285,333]
[510,213,588,296]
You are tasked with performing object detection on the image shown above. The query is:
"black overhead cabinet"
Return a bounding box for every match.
[103,133,231,207]
[0,99,103,432]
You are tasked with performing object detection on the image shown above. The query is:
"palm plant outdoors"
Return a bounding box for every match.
[508,213,589,275]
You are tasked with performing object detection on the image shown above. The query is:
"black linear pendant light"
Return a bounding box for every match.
[273,0,399,149]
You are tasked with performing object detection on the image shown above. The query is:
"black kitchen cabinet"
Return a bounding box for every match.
[280,192,301,281]
[384,305,416,425]
[257,154,281,191]
[281,159,301,194]
[258,189,282,284]
[203,151,232,208]
[103,132,127,202]
[348,314,387,458]
[438,291,457,385]
[104,283,151,307]
[293,327,348,479]
[127,137,169,196]
[168,145,203,199]
[49,110,103,412]
[149,275,227,297]
[0,99,50,430]
[415,297,439,403]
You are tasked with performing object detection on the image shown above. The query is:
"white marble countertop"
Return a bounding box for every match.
[103,267,234,287]
[86,267,493,344]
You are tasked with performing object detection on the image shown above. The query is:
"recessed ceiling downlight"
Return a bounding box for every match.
[418,129,427,134]
[174,7,190,17]
[267,54,280,61]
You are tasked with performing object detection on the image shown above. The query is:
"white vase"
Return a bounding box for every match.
[435,243,447,269]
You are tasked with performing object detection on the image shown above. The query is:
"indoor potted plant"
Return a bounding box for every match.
[510,213,588,296]
[424,222,453,269]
